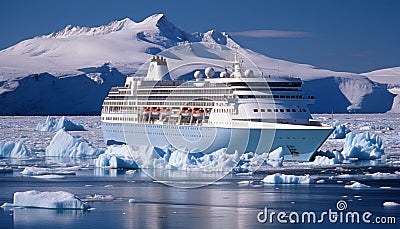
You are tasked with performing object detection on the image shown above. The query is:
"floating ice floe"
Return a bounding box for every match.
[312,150,344,165]
[0,141,30,158]
[383,201,400,207]
[46,129,104,157]
[21,167,77,176]
[365,172,400,179]
[330,121,351,139]
[82,194,114,202]
[36,116,86,132]
[262,173,314,184]
[31,175,65,179]
[344,181,370,189]
[235,147,282,173]
[1,190,89,209]
[359,125,394,131]
[341,132,384,160]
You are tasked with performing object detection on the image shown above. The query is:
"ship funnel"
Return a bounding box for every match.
[146,56,170,80]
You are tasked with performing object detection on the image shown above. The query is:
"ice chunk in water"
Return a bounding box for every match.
[7,190,88,209]
[46,129,104,157]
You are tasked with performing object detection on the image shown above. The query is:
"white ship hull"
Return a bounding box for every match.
[102,121,332,161]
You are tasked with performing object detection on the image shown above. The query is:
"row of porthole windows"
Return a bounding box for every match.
[253,108,307,113]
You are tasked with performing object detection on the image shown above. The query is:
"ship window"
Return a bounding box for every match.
[280,109,284,112]
[274,109,278,112]
[253,109,258,112]
[292,109,296,112]
[267,109,272,112]
[303,109,307,112]
[261,109,265,112]
[286,109,291,112]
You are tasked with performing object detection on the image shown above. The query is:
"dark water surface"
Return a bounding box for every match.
[1,168,399,229]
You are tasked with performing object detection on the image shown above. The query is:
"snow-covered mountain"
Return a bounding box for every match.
[0,14,396,115]
[362,67,400,113]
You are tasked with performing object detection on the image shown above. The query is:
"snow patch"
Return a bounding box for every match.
[46,129,104,157]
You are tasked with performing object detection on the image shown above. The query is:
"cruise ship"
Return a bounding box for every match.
[101,54,333,161]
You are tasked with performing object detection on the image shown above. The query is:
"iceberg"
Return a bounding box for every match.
[46,129,104,157]
[341,132,384,160]
[0,141,30,158]
[262,173,314,184]
[312,150,344,165]
[36,116,86,132]
[95,145,138,169]
[344,181,370,189]
[330,120,351,139]
[95,144,242,171]
[265,147,284,167]
[21,167,77,176]
[383,202,400,207]
[4,190,88,209]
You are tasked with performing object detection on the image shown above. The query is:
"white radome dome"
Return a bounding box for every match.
[244,69,254,77]
[205,67,215,78]
[194,70,203,79]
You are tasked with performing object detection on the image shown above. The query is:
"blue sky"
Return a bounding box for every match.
[1,0,399,73]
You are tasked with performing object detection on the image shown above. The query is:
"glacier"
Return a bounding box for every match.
[46,129,104,157]
[0,14,396,114]
[36,116,85,131]
[2,190,88,210]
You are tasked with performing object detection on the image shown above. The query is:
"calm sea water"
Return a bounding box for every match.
[0,115,400,228]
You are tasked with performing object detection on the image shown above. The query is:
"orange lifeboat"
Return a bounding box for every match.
[161,109,170,115]
[143,107,150,115]
[192,109,204,119]
[181,108,192,117]
[151,108,160,116]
